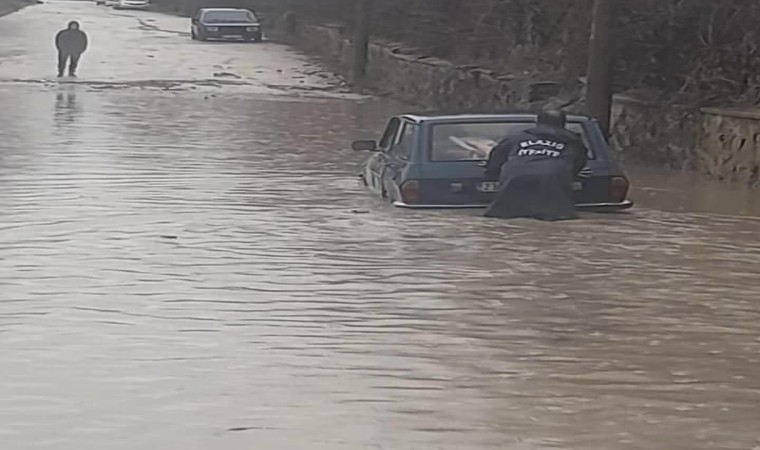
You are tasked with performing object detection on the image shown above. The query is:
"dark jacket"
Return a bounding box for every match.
[483,125,590,221]
[56,29,88,55]
[484,125,588,181]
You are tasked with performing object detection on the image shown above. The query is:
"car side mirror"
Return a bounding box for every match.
[351,140,377,152]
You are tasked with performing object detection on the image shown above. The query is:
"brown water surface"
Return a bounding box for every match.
[1,85,759,450]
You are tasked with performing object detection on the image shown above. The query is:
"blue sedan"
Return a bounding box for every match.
[353,113,634,211]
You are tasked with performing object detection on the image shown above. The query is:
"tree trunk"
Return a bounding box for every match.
[585,0,614,136]
[352,0,371,83]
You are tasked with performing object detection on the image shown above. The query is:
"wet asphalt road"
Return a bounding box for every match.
[1,2,760,450]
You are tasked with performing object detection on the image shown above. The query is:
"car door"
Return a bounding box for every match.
[381,120,416,200]
[366,118,401,196]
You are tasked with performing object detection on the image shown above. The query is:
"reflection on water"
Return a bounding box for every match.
[0,86,759,450]
[54,89,79,127]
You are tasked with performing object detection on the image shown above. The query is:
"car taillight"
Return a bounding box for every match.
[400,180,421,204]
[610,176,629,203]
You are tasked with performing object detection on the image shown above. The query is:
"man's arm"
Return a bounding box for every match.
[571,140,589,176]
[81,32,88,53]
[559,130,588,176]
[484,138,512,180]
[55,31,63,50]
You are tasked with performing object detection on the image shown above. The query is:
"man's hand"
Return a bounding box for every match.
[577,167,593,178]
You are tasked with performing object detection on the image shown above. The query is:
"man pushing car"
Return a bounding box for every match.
[483,110,588,221]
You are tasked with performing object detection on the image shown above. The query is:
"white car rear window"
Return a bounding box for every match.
[430,122,592,162]
[203,11,257,23]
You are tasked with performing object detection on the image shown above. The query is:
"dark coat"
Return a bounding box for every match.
[56,29,88,55]
[483,125,589,221]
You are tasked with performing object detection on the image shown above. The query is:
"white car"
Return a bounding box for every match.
[113,0,149,10]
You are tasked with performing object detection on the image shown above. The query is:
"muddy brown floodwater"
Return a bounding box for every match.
[1,85,759,450]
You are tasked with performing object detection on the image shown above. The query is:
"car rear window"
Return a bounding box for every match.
[429,121,594,162]
[203,10,257,23]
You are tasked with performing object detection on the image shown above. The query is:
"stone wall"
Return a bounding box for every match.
[284,0,760,106]
[285,22,582,113]
[699,108,760,186]
[610,95,699,170]
[611,101,760,183]
[285,0,591,83]
[364,42,581,112]
[277,18,760,185]
[291,23,352,71]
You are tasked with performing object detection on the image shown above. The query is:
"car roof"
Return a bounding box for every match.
[400,113,593,124]
[199,8,253,12]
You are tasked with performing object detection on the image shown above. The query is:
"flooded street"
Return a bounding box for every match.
[2,2,760,450]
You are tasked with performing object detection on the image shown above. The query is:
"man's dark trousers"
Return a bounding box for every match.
[58,53,81,76]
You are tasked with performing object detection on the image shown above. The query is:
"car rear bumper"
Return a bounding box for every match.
[115,3,149,8]
[203,30,262,40]
[393,199,634,211]
[575,200,634,212]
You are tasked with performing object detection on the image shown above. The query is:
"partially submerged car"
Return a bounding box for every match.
[191,8,263,42]
[353,113,633,211]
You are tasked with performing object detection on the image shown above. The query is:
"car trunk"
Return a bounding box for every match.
[418,160,614,206]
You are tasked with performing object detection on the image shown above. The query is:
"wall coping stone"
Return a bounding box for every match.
[612,94,659,108]
[701,107,760,121]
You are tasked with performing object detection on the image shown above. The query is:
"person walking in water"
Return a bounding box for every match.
[55,21,88,77]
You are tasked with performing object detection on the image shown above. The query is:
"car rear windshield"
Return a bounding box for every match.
[430,121,594,162]
[203,10,257,23]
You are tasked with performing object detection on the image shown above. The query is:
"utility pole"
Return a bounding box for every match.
[585,0,614,136]
[352,0,372,83]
